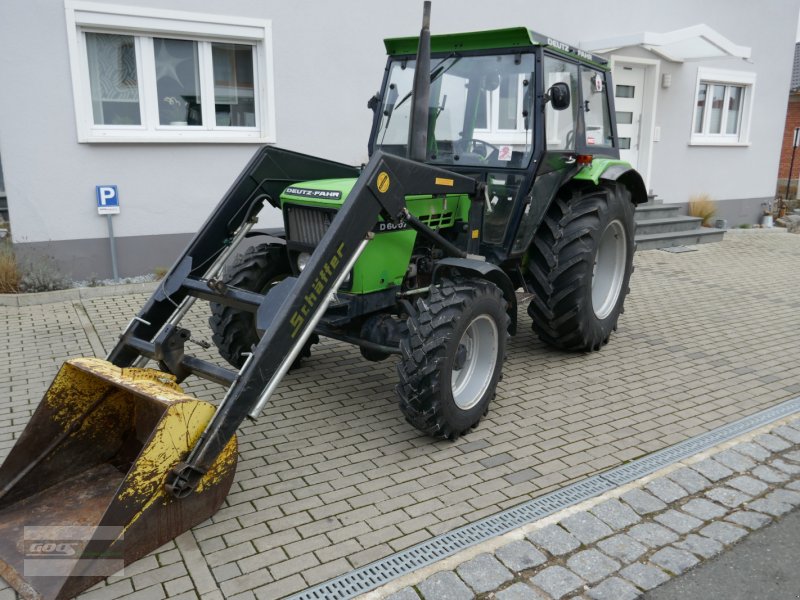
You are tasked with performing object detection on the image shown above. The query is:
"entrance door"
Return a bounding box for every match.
[614,64,646,169]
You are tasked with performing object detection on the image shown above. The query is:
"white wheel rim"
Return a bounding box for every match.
[451,315,499,410]
[592,220,627,320]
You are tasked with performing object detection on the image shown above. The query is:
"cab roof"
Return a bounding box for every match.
[384,27,608,69]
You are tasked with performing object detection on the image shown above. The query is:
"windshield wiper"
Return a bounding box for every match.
[392,53,459,113]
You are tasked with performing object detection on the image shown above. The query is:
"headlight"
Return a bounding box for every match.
[297,252,311,272]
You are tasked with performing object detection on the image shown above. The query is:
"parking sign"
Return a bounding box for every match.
[96,185,120,215]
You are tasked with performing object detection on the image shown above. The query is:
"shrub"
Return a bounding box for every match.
[17,252,71,293]
[0,239,20,293]
[688,194,717,227]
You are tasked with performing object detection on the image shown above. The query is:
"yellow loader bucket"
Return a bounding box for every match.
[0,358,237,600]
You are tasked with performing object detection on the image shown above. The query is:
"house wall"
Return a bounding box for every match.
[776,92,800,202]
[0,0,798,278]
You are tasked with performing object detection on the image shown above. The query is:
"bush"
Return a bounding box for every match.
[0,237,71,293]
[0,239,20,293]
[17,252,71,293]
[688,194,717,227]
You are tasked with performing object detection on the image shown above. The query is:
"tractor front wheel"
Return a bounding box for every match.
[527,183,634,351]
[209,243,317,369]
[396,278,508,439]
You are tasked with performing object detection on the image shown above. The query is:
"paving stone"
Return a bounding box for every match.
[787,480,800,492]
[667,468,712,494]
[559,511,614,544]
[566,549,621,583]
[711,450,756,473]
[386,588,420,600]
[649,547,699,575]
[674,533,724,559]
[597,534,647,563]
[495,583,547,600]
[784,450,800,463]
[456,554,513,593]
[705,487,751,508]
[771,459,800,475]
[495,540,547,572]
[699,521,747,545]
[772,425,800,444]
[418,571,474,600]
[726,475,768,497]
[619,562,670,591]
[586,576,641,600]
[725,510,773,530]
[590,499,640,529]
[754,433,792,453]
[527,525,581,556]
[752,465,789,484]
[627,523,679,548]
[747,498,793,517]
[620,489,667,515]
[529,566,584,599]
[681,498,727,520]
[765,488,800,507]
[645,477,688,503]
[731,442,771,461]
[690,458,734,482]
[654,509,703,534]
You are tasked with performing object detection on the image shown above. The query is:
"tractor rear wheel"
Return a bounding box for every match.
[209,243,317,369]
[396,278,508,439]
[527,183,634,351]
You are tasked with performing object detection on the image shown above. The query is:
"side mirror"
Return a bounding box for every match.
[546,82,570,111]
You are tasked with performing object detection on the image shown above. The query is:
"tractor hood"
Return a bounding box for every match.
[280,178,357,209]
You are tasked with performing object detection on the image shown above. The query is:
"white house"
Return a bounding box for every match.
[0,0,797,278]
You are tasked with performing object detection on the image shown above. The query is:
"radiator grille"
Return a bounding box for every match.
[419,211,455,229]
[286,206,333,245]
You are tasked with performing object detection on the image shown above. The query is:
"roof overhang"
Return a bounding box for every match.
[582,24,751,63]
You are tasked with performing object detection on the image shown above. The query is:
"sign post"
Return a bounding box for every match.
[96,185,120,281]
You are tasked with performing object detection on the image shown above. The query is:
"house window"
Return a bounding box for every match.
[66,2,275,143]
[690,67,755,146]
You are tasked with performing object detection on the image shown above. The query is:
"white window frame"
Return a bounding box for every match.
[689,67,755,147]
[65,1,276,143]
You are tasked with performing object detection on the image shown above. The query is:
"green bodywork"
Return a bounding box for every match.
[281,180,470,294]
[574,159,634,185]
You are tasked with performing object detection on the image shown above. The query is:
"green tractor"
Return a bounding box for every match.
[0,7,649,597]
[209,9,646,439]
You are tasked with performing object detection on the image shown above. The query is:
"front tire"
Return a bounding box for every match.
[396,278,508,440]
[527,183,635,351]
[209,243,316,369]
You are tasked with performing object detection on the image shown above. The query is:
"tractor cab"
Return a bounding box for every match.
[369,28,621,261]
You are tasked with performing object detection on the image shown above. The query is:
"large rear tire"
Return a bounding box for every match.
[527,183,634,351]
[396,278,508,440]
[209,243,316,369]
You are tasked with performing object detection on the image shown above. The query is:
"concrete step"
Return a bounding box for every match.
[635,204,681,221]
[635,215,704,235]
[635,227,725,251]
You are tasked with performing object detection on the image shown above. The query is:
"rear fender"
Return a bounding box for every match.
[431,258,517,335]
[574,160,648,206]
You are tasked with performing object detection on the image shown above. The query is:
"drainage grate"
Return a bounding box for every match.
[289,396,800,600]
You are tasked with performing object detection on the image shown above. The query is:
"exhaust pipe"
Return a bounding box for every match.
[407,1,431,162]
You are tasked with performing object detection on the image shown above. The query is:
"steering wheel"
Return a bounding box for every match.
[459,138,501,162]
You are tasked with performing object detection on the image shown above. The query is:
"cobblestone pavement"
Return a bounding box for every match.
[374,415,800,600]
[0,232,798,599]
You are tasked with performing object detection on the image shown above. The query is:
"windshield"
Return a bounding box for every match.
[374,52,536,168]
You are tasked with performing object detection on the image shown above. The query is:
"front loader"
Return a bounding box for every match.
[0,3,647,598]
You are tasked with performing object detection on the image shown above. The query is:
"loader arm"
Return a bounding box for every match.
[162,150,478,498]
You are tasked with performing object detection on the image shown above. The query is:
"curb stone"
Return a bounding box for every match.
[361,414,800,600]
